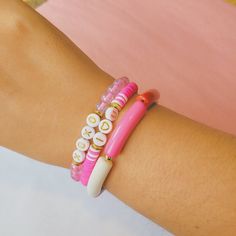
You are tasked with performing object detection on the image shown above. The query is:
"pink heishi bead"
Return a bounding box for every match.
[121,82,138,98]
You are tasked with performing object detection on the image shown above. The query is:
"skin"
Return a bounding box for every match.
[0,1,236,235]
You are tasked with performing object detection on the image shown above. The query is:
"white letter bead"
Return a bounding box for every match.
[98,119,113,134]
[86,113,101,127]
[87,156,113,197]
[76,138,90,151]
[105,107,119,121]
[72,150,86,163]
[93,132,107,147]
[81,125,95,140]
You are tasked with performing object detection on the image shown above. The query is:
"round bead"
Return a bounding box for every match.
[76,138,90,151]
[81,125,95,140]
[93,132,107,147]
[108,83,121,94]
[101,91,115,104]
[86,113,100,127]
[70,163,83,181]
[119,77,129,85]
[105,106,119,121]
[72,149,86,163]
[98,119,113,134]
[96,101,109,114]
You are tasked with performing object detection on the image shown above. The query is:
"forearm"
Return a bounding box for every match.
[1,1,236,235]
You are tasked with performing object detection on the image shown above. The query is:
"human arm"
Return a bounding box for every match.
[0,1,236,235]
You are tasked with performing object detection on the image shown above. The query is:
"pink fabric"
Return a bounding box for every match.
[38,0,236,135]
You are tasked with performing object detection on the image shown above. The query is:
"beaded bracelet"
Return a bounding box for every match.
[79,82,138,185]
[70,78,138,183]
[87,90,159,197]
[70,77,129,181]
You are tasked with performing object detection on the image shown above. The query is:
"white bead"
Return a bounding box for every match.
[93,132,107,147]
[86,113,100,127]
[76,138,90,151]
[81,125,95,140]
[87,156,113,197]
[72,149,86,163]
[98,119,113,134]
[105,107,119,121]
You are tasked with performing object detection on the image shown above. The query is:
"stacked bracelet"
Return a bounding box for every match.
[80,82,138,185]
[70,77,129,181]
[70,78,138,184]
[87,90,159,197]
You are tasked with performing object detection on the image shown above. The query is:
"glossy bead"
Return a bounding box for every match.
[87,156,113,197]
[111,102,122,111]
[93,132,107,147]
[86,113,100,127]
[81,125,95,140]
[98,119,113,134]
[70,163,83,181]
[96,101,109,114]
[108,83,121,95]
[72,149,86,163]
[76,138,90,151]
[118,76,129,86]
[105,106,119,121]
[101,91,115,103]
[136,89,160,108]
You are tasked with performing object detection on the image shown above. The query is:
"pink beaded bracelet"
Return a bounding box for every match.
[70,78,138,184]
[79,82,138,185]
[70,77,129,181]
[87,90,159,197]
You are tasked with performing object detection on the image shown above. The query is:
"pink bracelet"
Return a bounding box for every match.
[79,82,138,186]
[70,77,129,181]
[87,90,159,197]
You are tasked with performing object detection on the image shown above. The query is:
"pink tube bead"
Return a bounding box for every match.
[80,145,101,186]
[104,100,147,159]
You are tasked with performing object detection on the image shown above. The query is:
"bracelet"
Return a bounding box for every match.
[70,77,129,181]
[70,78,138,184]
[87,90,159,197]
[79,82,138,185]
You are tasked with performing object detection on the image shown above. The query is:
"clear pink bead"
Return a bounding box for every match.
[108,83,122,95]
[119,77,129,86]
[101,90,115,103]
[70,163,83,181]
[96,101,108,114]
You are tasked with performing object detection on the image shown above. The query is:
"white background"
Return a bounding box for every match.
[0,147,172,236]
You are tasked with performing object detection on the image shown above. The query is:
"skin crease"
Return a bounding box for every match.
[0,1,236,235]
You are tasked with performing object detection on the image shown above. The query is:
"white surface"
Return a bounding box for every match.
[0,147,172,236]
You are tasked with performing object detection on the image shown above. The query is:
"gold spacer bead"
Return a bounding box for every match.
[111,102,121,111]
[71,160,82,166]
[105,155,112,161]
[92,143,103,150]
[94,110,103,118]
